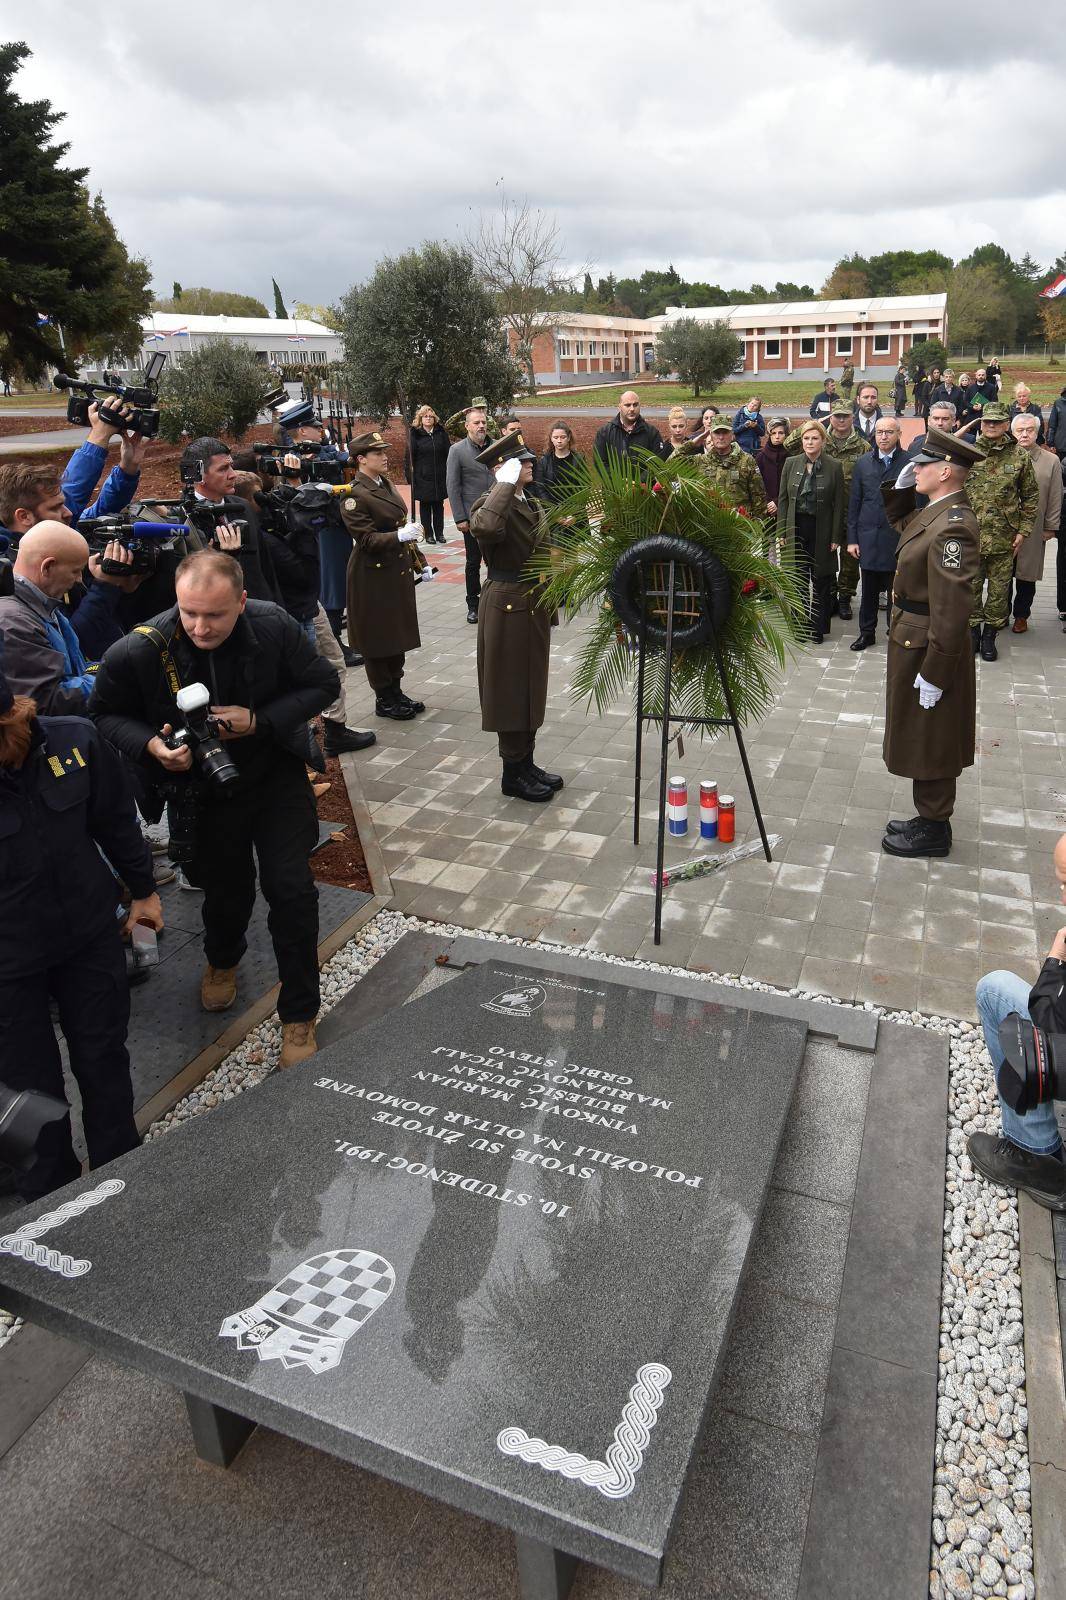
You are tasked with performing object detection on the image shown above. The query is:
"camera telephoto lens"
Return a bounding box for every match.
[997,1013,1066,1114]
[195,738,240,788]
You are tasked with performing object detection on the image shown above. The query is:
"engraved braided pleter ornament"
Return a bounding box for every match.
[0,1178,125,1277]
[498,1361,672,1499]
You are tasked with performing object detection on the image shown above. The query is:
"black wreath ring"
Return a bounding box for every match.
[609,535,733,649]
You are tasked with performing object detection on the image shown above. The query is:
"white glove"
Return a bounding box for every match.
[419,565,435,580]
[497,457,522,485]
[398,526,421,542]
[914,673,942,710]
[894,460,918,491]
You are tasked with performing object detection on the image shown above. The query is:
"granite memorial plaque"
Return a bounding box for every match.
[0,959,807,1597]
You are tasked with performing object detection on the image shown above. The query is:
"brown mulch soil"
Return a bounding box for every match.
[0,416,77,439]
[309,732,372,894]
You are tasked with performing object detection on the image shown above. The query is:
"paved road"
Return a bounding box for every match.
[0,428,84,454]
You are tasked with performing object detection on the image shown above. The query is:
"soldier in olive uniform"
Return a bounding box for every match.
[786,402,870,618]
[699,418,768,515]
[839,361,855,400]
[881,428,984,859]
[966,400,1040,662]
[469,431,562,804]
[341,431,426,721]
[444,396,502,444]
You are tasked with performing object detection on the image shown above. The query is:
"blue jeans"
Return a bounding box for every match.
[300,619,316,644]
[976,970,1063,1156]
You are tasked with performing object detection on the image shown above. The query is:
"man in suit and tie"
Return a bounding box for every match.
[852,383,883,443]
[847,418,909,651]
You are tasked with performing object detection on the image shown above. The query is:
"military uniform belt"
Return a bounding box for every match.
[896,598,930,615]
[486,568,528,583]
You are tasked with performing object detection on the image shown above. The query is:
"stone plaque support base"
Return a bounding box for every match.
[515,1534,578,1600]
[184,1392,257,1468]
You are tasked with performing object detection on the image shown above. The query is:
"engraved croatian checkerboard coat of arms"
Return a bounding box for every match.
[220,1249,395,1375]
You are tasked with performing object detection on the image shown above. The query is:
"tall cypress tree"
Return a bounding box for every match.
[0,41,152,379]
[272,278,288,319]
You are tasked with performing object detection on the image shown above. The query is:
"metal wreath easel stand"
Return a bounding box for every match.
[630,559,774,944]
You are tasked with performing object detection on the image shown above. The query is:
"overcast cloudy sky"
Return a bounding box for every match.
[9,1,1065,309]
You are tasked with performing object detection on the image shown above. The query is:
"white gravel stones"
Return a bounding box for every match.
[0,908,1037,1594]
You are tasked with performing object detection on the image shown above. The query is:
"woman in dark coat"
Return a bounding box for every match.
[531,421,585,512]
[405,405,450,543]
[776,421,844,642]
[756,416,789,515]
[341,431,424,720]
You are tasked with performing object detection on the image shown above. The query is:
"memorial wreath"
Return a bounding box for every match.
[527,449,807,729]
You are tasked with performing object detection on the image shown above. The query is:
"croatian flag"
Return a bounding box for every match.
[1040,274,1066,299]
[171,325,189,337]
[145,330,166,342]
[286,334,307,344]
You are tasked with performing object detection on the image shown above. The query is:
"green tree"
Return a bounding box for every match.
[904,338,948,379]
[947,263,1017,355]
[292,301,341,329]
[821,257,871,299]
[172,281,182,301]
[157,339,271,443]
[0,41,152,380]
[152,286,269,317]
[272,278,287,319]
[335,241,519,423]
[653,318,742,397]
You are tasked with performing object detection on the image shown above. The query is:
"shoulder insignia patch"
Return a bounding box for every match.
[344,498,356,511]
[941,538,963,570]
[47,755,65,778]
[947,508,967,522]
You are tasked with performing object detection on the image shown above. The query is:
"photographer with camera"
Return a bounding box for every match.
[61,398,149,528]
[967,832,1066,1212]
[89,549,339,1069]
[0,635,162,1200]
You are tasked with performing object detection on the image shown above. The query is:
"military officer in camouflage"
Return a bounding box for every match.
[699,417,768,516]
[786,402,869,618]
[839,361,855,400]
[966,400,1040,662]
[444,397,502,444]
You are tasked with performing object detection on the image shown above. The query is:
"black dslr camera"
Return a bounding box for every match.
[54,352,167,439]
[163,683,239,790]
[998,1013,1066,1114]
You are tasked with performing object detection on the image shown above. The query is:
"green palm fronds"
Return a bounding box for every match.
[527,448,807,729]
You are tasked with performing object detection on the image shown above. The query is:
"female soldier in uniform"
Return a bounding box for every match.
[469,432,562,803]
[341,432,425,721]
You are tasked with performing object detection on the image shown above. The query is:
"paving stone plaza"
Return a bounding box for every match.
[355,532,1063,1021]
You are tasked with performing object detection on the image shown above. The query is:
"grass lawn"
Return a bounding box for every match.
[0,391,66,409]
[519,368,1066,409]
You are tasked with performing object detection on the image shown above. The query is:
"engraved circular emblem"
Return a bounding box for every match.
[344,498,356,511]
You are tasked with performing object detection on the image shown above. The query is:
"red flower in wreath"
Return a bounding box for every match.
[741,578,759,596]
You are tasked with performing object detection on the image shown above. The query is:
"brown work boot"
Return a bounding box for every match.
[201,965,238,1012]
[279,1019,318,1069]
[1011,617,1028,633]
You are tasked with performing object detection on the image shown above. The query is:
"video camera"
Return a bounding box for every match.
[251,442,346,486]
[84,508,188,576]
[54,352,167,439]
[998,1013,1066,1115]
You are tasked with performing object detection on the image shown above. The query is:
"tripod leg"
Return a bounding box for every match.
[654,563,678,943]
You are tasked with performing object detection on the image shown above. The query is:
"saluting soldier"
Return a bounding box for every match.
[881,427,984,859]
[469,431,562,803]
[699,418,768,515]
[341,431,425,721]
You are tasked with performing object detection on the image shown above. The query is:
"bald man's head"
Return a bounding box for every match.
[14,522,90,599]
[619,390,642,423]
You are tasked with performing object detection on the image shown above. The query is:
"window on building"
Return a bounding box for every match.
[588,341,597,356]
[764,338,781,358]
[558,338,571,357]
[576,340,585,356]
[835,335,853,355]
[872,333,890,354]
[800,336,816,357]
[613,341,620,355]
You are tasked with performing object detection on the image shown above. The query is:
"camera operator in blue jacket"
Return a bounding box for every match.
[0,634,161,1199]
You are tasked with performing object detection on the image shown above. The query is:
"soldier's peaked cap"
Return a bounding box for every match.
[476,430,535,466]
[979,401,1011,422]
[829,401,854,417]
[464,396,489,414]
[708,416,734,432]
[350,430,389,456]
[909,426,983,470]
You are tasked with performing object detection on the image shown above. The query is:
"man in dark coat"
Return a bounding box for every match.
[470,431,561,803]
[1046,386,1066,459]
[809,378,838,419]
[593,391,669,473]
[446,405,495,623]
[852,384,884,443]
[341,432,424,721]
[776,422,845,642]
[881,428,984,859]
[847,418,908,650]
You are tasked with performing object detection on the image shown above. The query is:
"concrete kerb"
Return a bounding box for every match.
[339,746,393,902]
[1019,1196,1066,1599]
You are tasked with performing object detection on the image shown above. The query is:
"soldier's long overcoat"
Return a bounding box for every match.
[883,491,979,781]
[470,480,554,733]
[341,473,421,659]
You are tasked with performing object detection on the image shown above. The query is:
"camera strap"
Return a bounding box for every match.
[133,623,183,699]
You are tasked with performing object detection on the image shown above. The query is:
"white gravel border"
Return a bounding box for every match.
[0,909,1035,1597]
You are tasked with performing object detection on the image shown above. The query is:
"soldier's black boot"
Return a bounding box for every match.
[837,597,852,621]
[885,816,952,843]
[395,689,426,714]
[971,625,982,655]
[375,686,417,721]
[980,624,998,662]
[967,1133,1066,1212]
[881,817,951,858]
[502,761,553,802]
[525,755,564,792]
[322,718,376,755]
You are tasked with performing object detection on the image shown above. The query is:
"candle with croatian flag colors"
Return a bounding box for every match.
[699,781,718,839]
[667,776,688,836]
[718,795,736,843]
